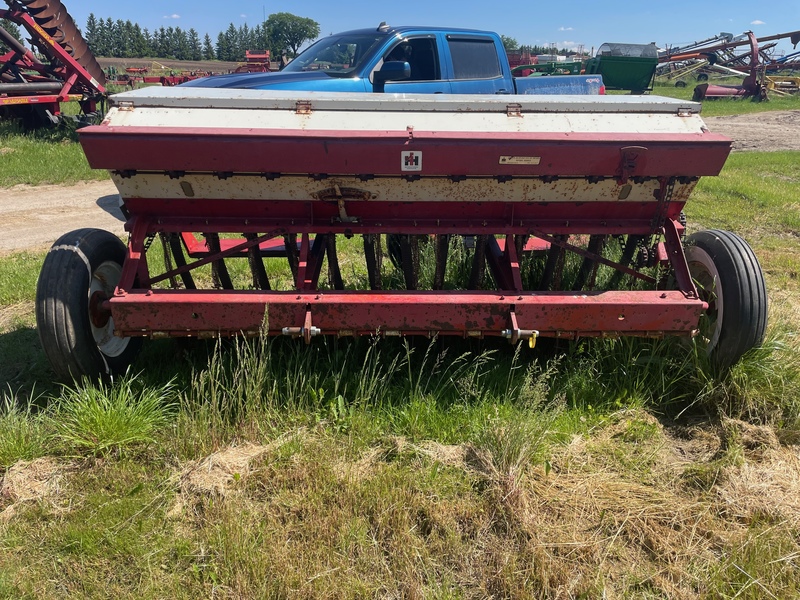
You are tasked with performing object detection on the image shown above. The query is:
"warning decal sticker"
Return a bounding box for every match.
[499,156,541,165]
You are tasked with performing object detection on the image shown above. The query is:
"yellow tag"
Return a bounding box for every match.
[529,336,537,349]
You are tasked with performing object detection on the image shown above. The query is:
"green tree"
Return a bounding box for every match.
[188,28,202,61]
[98,17,114,56]
[173,27,190,60]
[202,33,215,60]
[154,27,168,57]
[83,13,99,52]
[265,12,320,56]
[142,28,152,56]
[500,35,519,53]
[216,29,231,62]
[252,24,268,53]
[223,22,239,60]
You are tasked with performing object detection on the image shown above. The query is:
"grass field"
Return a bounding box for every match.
[1,90,800,598]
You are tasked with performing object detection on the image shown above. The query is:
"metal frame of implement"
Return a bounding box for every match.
[79,89,731,345]
[0,0,105,123]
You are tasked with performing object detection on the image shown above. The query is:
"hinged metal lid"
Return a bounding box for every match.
[108,87,704,116]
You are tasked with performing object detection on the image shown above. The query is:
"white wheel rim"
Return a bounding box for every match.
[88,260,130,358]
[685,245,724,354]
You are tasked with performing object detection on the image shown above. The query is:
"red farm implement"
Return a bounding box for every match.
[658,29,800,98]
[35,89,768,380]
[233,49,271,73]
[0,0,105,127]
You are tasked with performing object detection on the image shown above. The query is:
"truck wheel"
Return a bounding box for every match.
[36,228,142,381]
[684,229,767,370]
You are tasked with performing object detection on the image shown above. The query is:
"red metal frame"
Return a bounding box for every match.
[80,127,731,178]
[79,112,725,344]
[0,6,105,119]
[95,197,705,343]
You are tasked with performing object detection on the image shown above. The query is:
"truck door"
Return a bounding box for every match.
[379,35,451,94]
[444,34,509,94]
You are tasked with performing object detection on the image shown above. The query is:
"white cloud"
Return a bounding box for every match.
[163,14,180,19]
[240,14,247,18]
[558,40,581,51]
[751,19,765,25]
[559,26,574,31]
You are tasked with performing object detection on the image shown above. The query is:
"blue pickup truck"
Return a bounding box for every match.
[184,23,604,95]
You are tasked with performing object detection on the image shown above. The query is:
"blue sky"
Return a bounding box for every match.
[64,0,800,55]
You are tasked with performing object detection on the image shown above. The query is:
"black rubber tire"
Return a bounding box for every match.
[697,73,709,82]
[684,229,768,370]
[675,80,687,88]
[36,228,142,381]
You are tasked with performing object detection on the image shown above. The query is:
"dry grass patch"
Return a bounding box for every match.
[717,419,800,528]
[170,430,306,523]
[0,303,33,332]
[0,457,73,523]
[176,442,273,499]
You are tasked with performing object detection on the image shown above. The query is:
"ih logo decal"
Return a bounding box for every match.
[401,151,422,172]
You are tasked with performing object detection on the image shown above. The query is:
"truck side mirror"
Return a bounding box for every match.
[373,61,411,92]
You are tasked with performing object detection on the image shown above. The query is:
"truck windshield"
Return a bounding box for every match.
[283,33,386,77]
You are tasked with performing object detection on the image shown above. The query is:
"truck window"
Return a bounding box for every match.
[284,33,385,77]
[383,37,440,81]
[447,37,502,80]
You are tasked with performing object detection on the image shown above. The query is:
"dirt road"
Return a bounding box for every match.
[704,109,800,152]
[0,110,798,254]
[0,180,124,255]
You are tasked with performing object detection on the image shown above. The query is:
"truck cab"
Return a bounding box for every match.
[183,24,582,95]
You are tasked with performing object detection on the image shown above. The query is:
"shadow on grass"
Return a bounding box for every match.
[0,326,54,397]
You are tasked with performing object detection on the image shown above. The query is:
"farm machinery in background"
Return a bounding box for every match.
[656,28,800,100]
[102,52,269,88]
[0,0,105,127]
[233,49,271,73]
[107,64,216,88]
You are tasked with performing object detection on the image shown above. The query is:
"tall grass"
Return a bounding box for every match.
[0,386,49,468]
[49,376,177,456]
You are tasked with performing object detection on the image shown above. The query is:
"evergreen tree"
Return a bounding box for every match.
[215,31,229,62]
[173,27,190,60]
[251,24,268,52]
[84,13,99,52]
[142,28,152,57]
[223,23,238,61]
[130,23,149,57]
[154,27,168,58]
[239,23,251,58]
[188,28,202,61]
[165,26,177,58]
[202,33,215,60]
[103,17,115,56]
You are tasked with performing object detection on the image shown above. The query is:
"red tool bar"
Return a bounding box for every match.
[119,200,688,232]
[80,127,731,178]
[109,289,706,338]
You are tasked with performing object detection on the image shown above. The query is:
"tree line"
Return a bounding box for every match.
[82,12,320,62]
[500,35,586,58]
